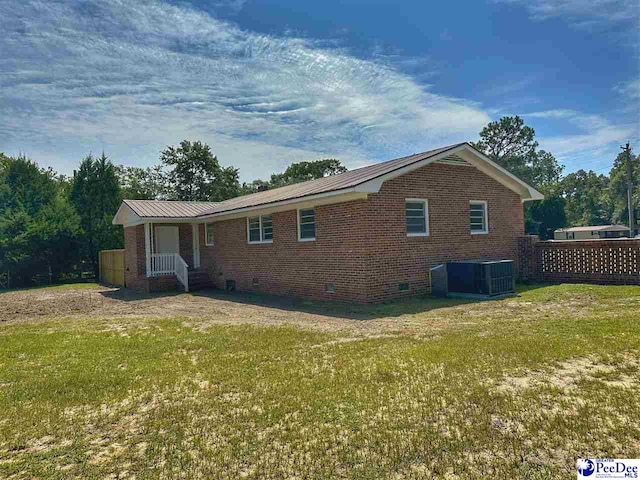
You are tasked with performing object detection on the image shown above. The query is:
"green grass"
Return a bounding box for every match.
[1,284,639,479]
[0,282,99,294]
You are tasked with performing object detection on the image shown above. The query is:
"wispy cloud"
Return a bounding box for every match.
[0,0,490,180]
[523,109,638,170]
[496,0,639,31]
[615,79,640,101]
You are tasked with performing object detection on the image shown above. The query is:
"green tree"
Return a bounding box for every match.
[526,196,567,239]
[561,170,612,226]
[472,116,563,188]
[243,159,347,193]
[116,165,168,200]
[31,195,82,281]
[473,115,565,237]
[271,159,347,188]
[0,154,82,286]
[1,154,57,215]
[608,149,639,227]
[70,153,122,276]
[240,179,271,195]
[160,140,240,201]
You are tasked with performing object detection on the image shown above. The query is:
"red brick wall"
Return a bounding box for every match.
[124,224,147,290]
[178,224,193,267]
[519,236,640,285]
[362,163,524,301]
[203,201,371,302]
[200,162,525,302]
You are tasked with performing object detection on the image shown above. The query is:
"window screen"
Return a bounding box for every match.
[248,216,261,242]
[470,202,487,233]
[406,200,428,235]
[299,209,316,240]
[261,215,273,241]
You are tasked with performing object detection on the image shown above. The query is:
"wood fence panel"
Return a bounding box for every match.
[99,249,125,287]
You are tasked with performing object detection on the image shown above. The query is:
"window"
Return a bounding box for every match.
[405,199,429,236]
[261,215,273,241]
[205,223,214,246]
[298,208,316,241]
[247,215,273,244]
[469,201,488,234]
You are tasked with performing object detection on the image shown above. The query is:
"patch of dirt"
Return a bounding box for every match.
[0,285,461,334]
[0,284,617,338]
[496,354,640,392]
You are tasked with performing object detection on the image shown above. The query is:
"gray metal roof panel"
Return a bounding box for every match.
[199,143,463,215]
[122,143,465,219]
[123,200,220,218]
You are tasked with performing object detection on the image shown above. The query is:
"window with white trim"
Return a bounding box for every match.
[205,223,214,246]
[405,199,429,236]
[247,215,273,244]
[469,201,488,234]
[298,208,316,241]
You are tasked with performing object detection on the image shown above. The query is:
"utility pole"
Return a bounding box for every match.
[621,142,634,236]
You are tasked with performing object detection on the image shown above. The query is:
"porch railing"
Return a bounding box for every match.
[175,255,189,293]
[149,253,189,292]
[149,253,177,277]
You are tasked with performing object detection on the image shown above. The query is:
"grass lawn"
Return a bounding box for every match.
[0,283,639,479]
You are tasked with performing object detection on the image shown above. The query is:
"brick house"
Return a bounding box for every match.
[112,142,543,302]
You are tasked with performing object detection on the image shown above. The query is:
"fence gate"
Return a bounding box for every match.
[99,249,126,287]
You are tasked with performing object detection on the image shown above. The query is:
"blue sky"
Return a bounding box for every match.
[1,0,638,181]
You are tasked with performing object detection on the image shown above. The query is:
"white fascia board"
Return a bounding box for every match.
[112,202,141,226]
[458,145,544,202]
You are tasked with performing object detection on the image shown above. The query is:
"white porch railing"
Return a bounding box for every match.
[149,253,177,276]
[149,253,189,292]
[175,255,189,293]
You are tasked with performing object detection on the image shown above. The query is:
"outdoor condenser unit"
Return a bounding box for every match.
[433,259,515,297]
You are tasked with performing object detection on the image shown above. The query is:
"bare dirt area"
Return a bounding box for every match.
[0,285,399,333]
[0,282,635,338]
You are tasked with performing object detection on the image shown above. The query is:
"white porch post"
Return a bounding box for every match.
[192,223,201,269]
[144,222,153,277]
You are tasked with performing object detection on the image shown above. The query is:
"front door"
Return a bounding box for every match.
[155,226,179,254]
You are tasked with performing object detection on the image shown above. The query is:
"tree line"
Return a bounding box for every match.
[1,117,637,287]
[472,116,638,238]
[0,141,346,287]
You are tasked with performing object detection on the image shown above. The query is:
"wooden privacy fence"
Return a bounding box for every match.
[519,236,640,285]
[99,249,125,287]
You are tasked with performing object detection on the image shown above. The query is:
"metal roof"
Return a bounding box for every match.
[199,143,463,215]
[117,141,542,222]
[555,225,631,233]
[123,200,220,218]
